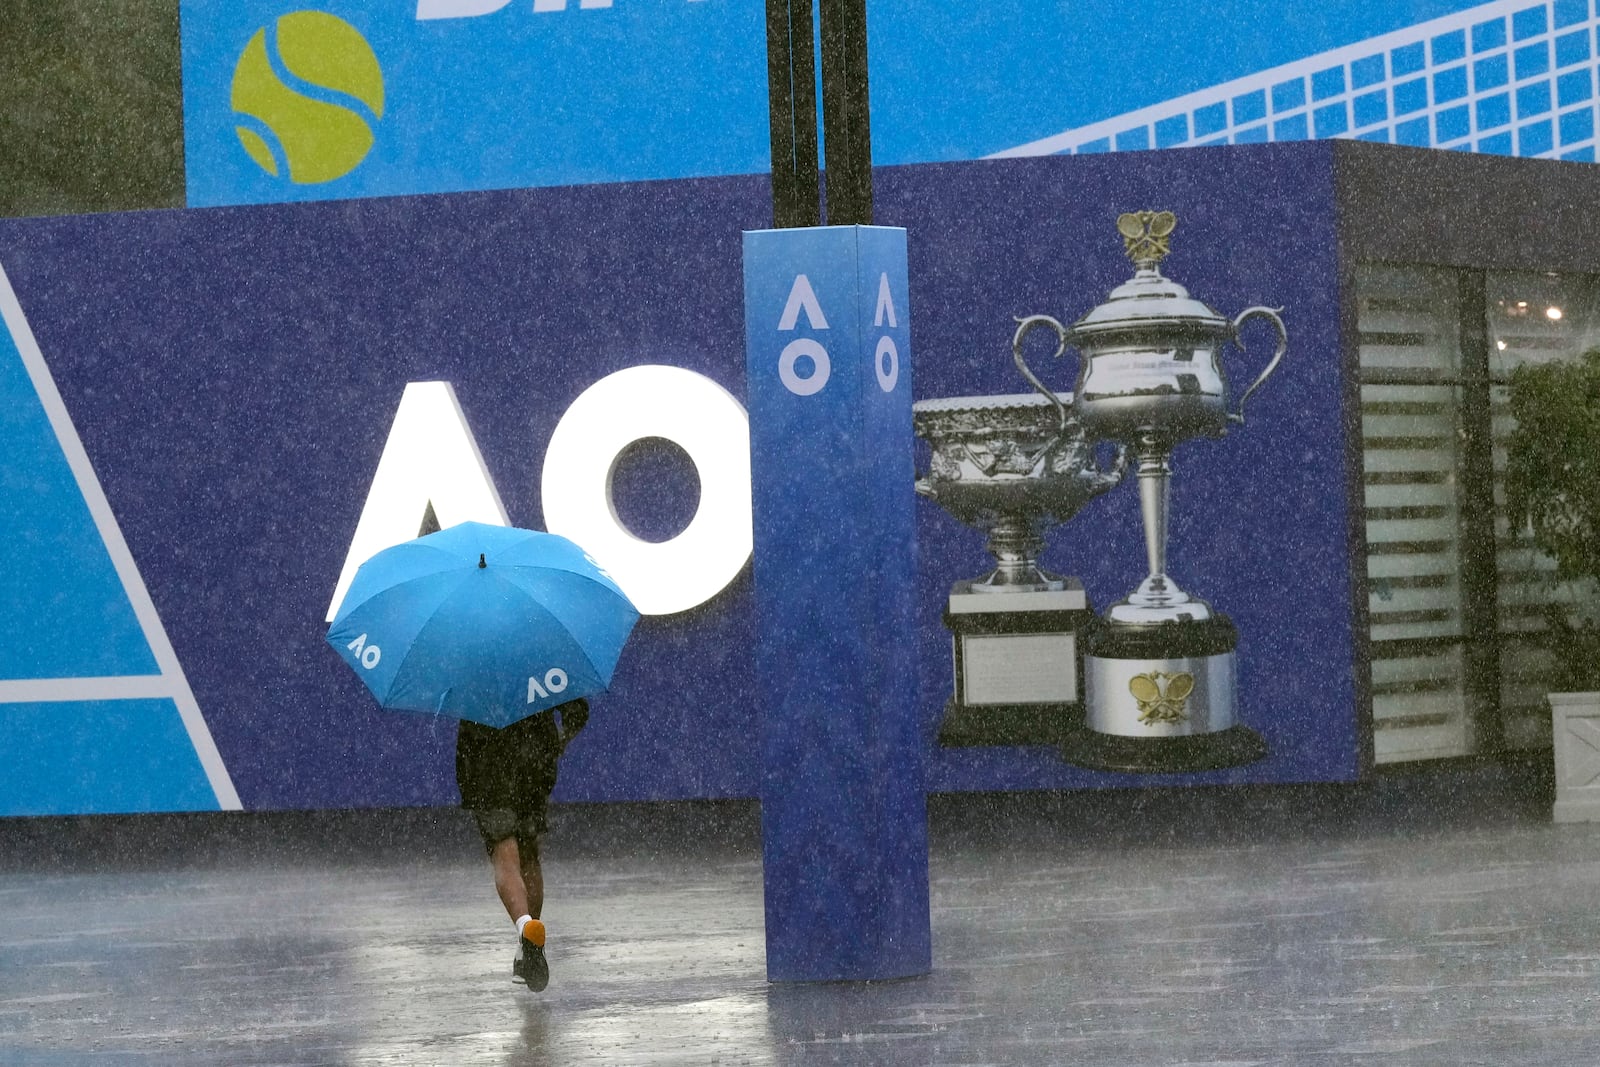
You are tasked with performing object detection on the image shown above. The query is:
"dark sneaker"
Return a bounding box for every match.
[518,936,549,992]
[511,941,528,985]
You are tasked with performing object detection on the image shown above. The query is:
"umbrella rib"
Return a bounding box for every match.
[348,569,470,709]
[337,541,476,621]
[491,571,623,683]
[392,572,607,716]
[514,592,608,688]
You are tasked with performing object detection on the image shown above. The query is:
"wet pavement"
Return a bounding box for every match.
[3,759,1599,1065]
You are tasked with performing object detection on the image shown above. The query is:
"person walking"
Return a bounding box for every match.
[455,697,589,991]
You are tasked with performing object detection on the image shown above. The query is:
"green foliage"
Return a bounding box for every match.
[1539,604,1600,692]
[0,1,184,218]
[1504,349,1600,690]
[1505,349,1600,582]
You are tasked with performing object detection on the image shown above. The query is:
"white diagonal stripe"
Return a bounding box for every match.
[0,261,242,810]
[0,676,180,704]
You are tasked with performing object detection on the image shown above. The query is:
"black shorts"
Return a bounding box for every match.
[469,806,547,856]
[455,700,585,853]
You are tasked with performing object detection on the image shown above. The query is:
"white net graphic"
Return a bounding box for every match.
[991,0,1599,162]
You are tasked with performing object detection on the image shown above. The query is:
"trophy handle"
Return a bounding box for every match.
[1011,314,1073,433]
[1228,306,1287,425]
[1101,441,1131,487]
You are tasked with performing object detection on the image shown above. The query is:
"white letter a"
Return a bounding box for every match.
[873,272,898,328]
[777,274,829,331]
[326,381,510,621]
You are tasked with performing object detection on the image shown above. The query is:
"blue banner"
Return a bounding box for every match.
[176,0,1591,208]
[180,0,768,206]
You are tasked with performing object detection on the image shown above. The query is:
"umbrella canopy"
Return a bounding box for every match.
[327,522,638,727]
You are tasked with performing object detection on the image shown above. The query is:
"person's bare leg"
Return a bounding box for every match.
[489,836,529,922]
[493,834,548,989]
[503,833,549,990]
[520,835,544,920]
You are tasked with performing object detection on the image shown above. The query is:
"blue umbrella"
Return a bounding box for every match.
[327,522,638,727]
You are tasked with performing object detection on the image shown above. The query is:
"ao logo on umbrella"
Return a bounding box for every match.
[346,629,569,703]
[345,631,383,670]
[327,522,638,727]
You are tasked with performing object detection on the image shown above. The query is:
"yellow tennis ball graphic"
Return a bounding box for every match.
[231,11,385,184]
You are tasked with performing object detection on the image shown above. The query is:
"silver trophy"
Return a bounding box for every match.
[1013,211,1286,771]
[914,391,1125,745]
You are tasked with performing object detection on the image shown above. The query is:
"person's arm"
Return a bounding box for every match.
[557,699,589,750]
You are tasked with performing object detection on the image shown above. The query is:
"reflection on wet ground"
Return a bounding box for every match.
[2,759,1596,1065]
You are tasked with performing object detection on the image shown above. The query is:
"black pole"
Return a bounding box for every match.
[765,0,872,228]
[819,0,872,226]
[765,0,820,228]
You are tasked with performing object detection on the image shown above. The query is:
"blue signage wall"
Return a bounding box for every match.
[178,0,1599,207]
[0,143,1356,815]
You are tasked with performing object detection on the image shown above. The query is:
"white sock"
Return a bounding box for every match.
[515,914,533,937]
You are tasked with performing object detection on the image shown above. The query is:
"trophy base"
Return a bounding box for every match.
[936,580,1095,747]
[1070,614,1267,772]
[1058,718,1267,773]
[938,698,1073,747]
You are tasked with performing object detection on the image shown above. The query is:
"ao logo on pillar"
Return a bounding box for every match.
[777,272,902,396]
[231,11,385,184]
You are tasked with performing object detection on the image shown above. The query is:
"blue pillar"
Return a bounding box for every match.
[742,225,930,982]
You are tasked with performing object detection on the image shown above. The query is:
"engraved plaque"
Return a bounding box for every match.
[960,632,1076,705]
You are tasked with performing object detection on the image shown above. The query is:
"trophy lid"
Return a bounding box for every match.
[1066,211,1235,342]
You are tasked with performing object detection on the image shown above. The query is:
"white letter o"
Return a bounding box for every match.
[874,335,899,392]
[541,365,753,616]
[778,338,830,396]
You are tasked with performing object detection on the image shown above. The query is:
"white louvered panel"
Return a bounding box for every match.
[1367,596,1461,643]
[1365,556,1457,585]
[1357,343,1453,373]
[1362,405,1455,439]
[1361,380,1456,402]
[1365,553,1457,580]
[1499,637,1560,749]
[1357,264,1471,763]
[1359,297,1457,366]
[1370,648,1471,763]
[1494,545,1564,635]
[1365,517,1459,544]
[1360,450,1457,476]
[1360,270,1458,323]
[1367,606,1460,645]
[1360,380,1462,646]
[1362,480,1456,511]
